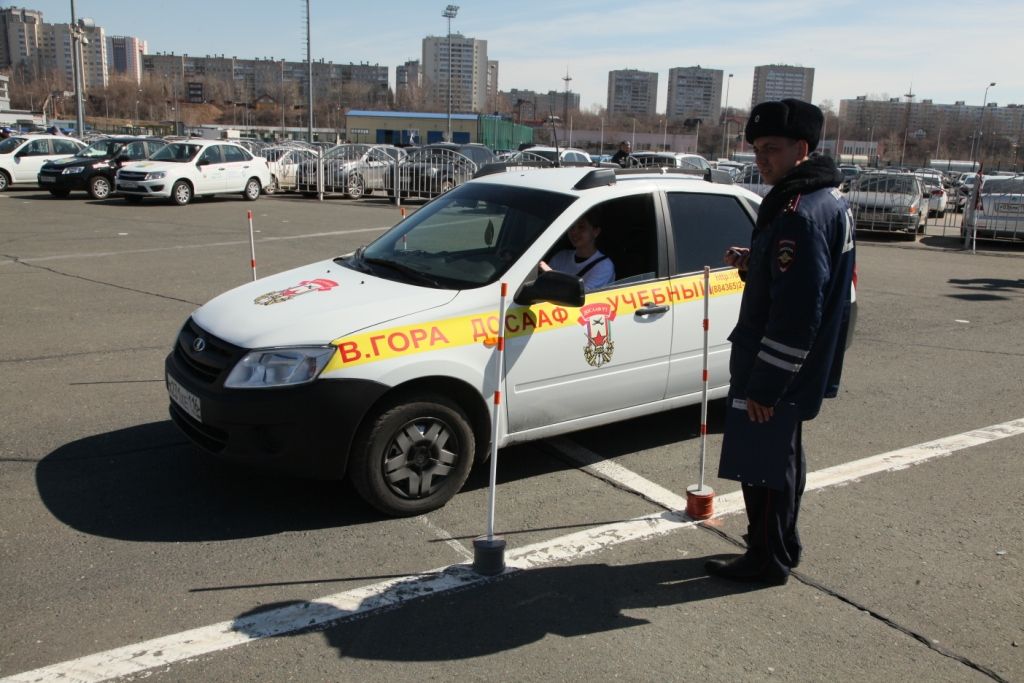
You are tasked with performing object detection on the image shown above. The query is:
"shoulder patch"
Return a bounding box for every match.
[785,194,802,213]
[830,187,843,200]
[776,239,796,272]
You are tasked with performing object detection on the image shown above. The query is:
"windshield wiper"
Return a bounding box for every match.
[362,257,441,287]
[336,246,370,272]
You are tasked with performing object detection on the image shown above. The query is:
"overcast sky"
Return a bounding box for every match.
[14,0,1024,113]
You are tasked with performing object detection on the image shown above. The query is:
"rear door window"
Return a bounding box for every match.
[666,192,756,275]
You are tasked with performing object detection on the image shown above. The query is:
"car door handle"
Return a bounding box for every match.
[635,303,669,317]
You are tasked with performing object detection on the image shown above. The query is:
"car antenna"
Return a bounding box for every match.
[547,115,562,167]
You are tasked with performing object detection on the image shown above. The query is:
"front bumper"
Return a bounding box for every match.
[38,170,93,191]
[164,320,388,479]
[853,209,920,233]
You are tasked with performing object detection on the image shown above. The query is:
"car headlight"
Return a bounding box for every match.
[62,166,85,174]
[145,171,166,180]
[224,347,336,389]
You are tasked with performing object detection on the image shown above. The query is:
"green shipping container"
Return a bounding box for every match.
[478,116,533,152]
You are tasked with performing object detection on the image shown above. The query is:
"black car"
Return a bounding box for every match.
[38,136,166,199]
[384,143,495,200]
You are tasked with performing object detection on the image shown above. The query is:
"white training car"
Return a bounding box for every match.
[0,134,85,192]
[116,139,272,205]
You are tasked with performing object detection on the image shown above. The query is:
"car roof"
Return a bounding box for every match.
[470,165,758,201]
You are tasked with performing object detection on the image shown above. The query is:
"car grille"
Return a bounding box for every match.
[118,171,148,181]
[173,318,244,385]
[38,167,62,177]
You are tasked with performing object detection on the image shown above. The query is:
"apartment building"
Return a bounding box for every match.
[607,69,658,117]
[666,66,723,123]
[751,64,814,105]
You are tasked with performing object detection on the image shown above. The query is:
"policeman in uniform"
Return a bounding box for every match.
[706,99,856,585]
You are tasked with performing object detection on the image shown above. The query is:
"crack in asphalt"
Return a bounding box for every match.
[548,440,1011,683]
[3,254,201,306]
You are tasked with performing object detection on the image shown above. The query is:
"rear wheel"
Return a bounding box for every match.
[88,175,112,200]
[243,177,261,201]
[171,180,192,206]
[263,175,277,195]
[349,394,475,517]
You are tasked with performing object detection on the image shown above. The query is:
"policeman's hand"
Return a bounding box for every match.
[746,398,774,423]
[538,260,552,272]
[724,246,750,271]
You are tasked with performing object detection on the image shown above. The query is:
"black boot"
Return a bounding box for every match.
[705,554,789,586]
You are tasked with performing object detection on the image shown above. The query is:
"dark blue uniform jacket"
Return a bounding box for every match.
[729,184,856,420]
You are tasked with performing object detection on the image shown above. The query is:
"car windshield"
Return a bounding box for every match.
[150,143,202,162]
[79,140,124,158]
[982,178,1024,195]
[854,175,916,194]
[343,183,576,289]
[0,136,27,154]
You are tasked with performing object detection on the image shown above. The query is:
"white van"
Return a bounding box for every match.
[165,166,760,515]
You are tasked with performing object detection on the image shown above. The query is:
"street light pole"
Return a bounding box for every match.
[443,5,459,141]
[69,0,85,135]
[969,82,996,164]
[721,72,732,159]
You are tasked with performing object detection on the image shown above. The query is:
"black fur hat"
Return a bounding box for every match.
[744,99,824,151]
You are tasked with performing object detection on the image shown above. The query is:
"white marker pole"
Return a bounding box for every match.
[686,266,715,520]
[473,282,509,575]
[247,210,257,281]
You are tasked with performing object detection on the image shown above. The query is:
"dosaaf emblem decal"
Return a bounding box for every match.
[578,302,615,367]
[776,240,796,272]
[254,278,339,306]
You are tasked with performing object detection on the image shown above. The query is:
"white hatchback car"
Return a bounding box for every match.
[116,139,272,205]
[164,165,774,515]
[0,134,85,192]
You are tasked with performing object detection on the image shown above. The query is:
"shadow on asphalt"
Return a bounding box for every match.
[33,421,578,542]
[232,555,761,661]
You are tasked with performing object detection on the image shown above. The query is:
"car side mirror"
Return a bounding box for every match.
[196,158,208,167]
[514,270,585,307]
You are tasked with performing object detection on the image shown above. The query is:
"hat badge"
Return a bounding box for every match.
[754,115,760,123]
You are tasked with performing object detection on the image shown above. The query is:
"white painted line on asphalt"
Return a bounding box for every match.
[0,227,390,267]
[419,515,474,562]
[546,435,689,511]
[5,417,1023,683]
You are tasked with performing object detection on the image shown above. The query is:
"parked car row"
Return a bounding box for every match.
[0,132,275,206]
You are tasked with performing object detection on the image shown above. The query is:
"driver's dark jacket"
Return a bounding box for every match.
[728,186,856,420]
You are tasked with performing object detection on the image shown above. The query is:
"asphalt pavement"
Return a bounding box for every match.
[1,189,1022,682]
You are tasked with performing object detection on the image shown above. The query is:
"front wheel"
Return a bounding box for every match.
[344,173,364,199]
[349,395,476,517]
[171,180,192,206]
[0,170,10,192]
[243,177,261,201]
[263,175,277,195]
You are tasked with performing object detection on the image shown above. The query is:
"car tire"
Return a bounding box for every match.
[0,170,10,192]
[49,189,70,198]
[243,177,261,201]
[171,180,192,206]
[349,394,475,517]
[124,195,143,203]
[345,173,364,200]
[263,175,277,195]
[88,175,112,200]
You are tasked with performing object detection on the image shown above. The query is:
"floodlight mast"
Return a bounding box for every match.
[443,5,459,141]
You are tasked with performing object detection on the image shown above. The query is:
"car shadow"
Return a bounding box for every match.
[231,555,763,662]
[34,422,575,542]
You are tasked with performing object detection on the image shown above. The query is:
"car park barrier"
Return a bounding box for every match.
[385,147,480,203]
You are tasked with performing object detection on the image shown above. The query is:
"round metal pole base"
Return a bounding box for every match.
[685,484,715,521]
[472,536,507,576]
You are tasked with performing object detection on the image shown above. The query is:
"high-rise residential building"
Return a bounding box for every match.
[1,8,108,90]
[0,7,44,75]
[422,34,490,113]
[46,20,107,90]
[666,66,723,123]
[751,64,814,105]
[607,69,658,117]
[142,54,388,107]
[107,35,147,83]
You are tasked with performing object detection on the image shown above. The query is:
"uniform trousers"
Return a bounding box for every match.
[741,421,806,576]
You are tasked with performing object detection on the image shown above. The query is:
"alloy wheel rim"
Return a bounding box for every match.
[382,418,459,500]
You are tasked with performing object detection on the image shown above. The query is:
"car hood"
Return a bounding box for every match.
[192,258,458,349]
[847,190,918,208]
[119,160,186,173]
[44,155,110,168]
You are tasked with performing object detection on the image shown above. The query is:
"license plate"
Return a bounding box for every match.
[996,202,1022,213]
[167,374,202,423]
[39,176,55,183]
[120,181,138,189]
